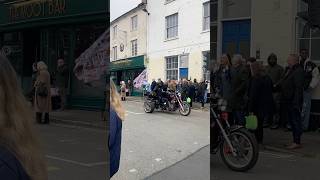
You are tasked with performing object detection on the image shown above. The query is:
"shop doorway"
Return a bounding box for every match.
[222,20,251,59]
[22,30,40,93]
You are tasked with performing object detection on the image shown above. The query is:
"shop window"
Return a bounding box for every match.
[211,0,218,23]
[203,51,210,81]
[165,13,178,39]
[131,15,138,31]
[203,1,210,31]
[222,0,251,19]
[131,39,138,56]
[166,56,179,80]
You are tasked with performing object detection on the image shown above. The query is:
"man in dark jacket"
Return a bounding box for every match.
[55,59,69,110]
[230,54,250,125]
[280,54,304,149]
[187,81,196,107]
[265,53,284,129]
[151,79,157,91]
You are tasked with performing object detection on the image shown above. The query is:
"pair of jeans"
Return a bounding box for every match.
[288,106,303,144]
[301,90,312,131]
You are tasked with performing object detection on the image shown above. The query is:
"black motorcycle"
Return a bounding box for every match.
[211,94,259,172]
[144,90,191,116]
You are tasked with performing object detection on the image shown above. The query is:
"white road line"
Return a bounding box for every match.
[46,155,107,167]
[126,111,144,115]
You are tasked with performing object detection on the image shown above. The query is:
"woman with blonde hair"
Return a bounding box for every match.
[0,55,48,180]
[109,79,125,178]
[34,61,51,124]
[120,81,127,101]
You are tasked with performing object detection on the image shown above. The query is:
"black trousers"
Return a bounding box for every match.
[36,112,50,124]
[254,112,264,144]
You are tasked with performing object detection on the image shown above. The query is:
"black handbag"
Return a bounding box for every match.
[37,82,48,97]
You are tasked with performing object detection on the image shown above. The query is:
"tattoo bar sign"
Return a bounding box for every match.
[9,0,66,22]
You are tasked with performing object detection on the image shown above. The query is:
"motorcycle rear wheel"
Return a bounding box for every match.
[220,128,259,172]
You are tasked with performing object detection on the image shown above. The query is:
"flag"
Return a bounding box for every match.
[133,69,147,89]
[73,29,109,84]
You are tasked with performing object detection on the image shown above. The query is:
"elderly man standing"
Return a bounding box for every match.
[280,54,304,149]
[56,58,69,111]
[229,54,250,126]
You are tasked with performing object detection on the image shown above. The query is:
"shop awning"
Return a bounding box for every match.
[110,55,145,71]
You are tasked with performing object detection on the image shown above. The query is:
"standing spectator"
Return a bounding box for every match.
[187,81,196,107]
[299,49,320,131]
[55,58,69,111]
[181,79,189,101]
[151,79,157,91]
[193,79,199,102]
[120,81,126,101]
[128,79,133,96]
[204,80,209,103]
[265,53,285,129]
[280,54,304,149]
[0,55,48,180]
[168,79,177,92]
[34,61,51,124]
[109,79,125,178]
[214,54,232,105]
[248,62,275,144]
[28,62,38,106]
[229,54,250,125]
[198,79,207,109]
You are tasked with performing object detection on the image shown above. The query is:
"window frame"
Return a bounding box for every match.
[131,39,138,56]
[113,25,117,39]
[113,46,118,61]
[203,1,210,31]
[131,15,138,31]
[165,56,179,80]
[165,13,179,40]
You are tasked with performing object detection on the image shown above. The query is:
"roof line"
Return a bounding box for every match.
[110,2,146,25]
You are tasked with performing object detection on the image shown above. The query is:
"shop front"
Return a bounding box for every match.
[110,55,145,96]
[0,0,108,110]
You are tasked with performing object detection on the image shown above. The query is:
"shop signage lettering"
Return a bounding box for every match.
[9,0,66,22]
[113,60,132,66]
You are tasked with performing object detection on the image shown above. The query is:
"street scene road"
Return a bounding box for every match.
[111,100,210,180]
[37,124,108,180]
[212,149,320,180]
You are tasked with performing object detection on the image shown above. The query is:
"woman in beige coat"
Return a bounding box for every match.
[34,61,51,124]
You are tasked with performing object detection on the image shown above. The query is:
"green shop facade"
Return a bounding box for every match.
[0,0,108,110]
[110,55,145,96]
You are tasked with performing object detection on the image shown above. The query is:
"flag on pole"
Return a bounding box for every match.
[133,69,147,89]
[73,30,109,83]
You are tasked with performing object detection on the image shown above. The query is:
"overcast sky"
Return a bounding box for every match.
[110,0,141,22]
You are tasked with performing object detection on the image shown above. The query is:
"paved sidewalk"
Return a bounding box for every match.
[50,110,107,129]
[264,128,320,158]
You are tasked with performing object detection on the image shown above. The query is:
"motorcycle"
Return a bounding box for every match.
[211,94,259,172]
[144,90,191,116]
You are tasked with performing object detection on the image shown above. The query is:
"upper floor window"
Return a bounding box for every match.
[165,13,178,39]
[113,25,117,39]
[113,46,117,60]
[131,39,138,56]
[203,1,210,31]
[131,15,138,31]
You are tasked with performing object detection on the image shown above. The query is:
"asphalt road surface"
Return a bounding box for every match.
[37,124,108,180]
[212,149,320,180]
[111,100,210,180]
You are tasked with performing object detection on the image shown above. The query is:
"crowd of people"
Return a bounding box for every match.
[147,78,210,108]
[211,49,320,149]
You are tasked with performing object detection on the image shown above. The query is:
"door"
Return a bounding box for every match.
[179,68,188,80]
[222,20,251,59]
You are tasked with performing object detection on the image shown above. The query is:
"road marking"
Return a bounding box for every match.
[260,151,295,159]
[129,168,138,173]
[46,155,108,167]
[126,111,144,115]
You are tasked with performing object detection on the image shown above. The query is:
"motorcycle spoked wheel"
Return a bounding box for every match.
[219,128,259,172]
[144,101,155,113]
[179,102,191,116]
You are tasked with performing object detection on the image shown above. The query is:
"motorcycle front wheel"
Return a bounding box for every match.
[220,128,259,172]
[179,102,191,116]
[144,101,155,113]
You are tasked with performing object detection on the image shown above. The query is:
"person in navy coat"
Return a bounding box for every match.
[109,79,125,178]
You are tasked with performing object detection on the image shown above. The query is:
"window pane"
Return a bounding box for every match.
[211,2,218,22]
[299,39,310,51]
